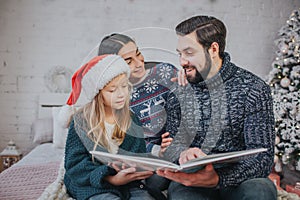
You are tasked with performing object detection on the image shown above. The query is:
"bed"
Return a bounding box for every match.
[0,144,65,200]
[0,94,73,200]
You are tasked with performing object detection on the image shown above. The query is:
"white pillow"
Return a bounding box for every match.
[32,118,53,144]
[52,107,68,149]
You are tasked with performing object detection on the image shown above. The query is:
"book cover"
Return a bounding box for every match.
[90,148,267,172]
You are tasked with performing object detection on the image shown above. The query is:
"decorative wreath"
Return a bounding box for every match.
[44,66,73,93]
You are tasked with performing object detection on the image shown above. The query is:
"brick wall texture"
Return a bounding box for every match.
[0,0,300,154]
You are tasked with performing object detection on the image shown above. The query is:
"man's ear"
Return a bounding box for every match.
[209,42,220,58]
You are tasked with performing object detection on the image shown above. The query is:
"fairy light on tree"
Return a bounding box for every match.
[267,8,300,172]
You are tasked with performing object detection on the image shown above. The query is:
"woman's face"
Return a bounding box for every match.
[118,42,146,84]
[101,74,129,111]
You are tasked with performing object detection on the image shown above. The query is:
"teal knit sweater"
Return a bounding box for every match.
[64,111,147,200]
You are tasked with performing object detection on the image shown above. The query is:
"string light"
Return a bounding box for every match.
[268,9,300,171]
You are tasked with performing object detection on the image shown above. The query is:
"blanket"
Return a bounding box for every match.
[277,189,300,200]
[0,161,60,200]
[38,158,73,200]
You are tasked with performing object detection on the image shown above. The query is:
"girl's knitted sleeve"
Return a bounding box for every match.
[64,120,116,189]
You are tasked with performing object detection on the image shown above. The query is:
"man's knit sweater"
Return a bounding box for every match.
[64,111,147,200]
[165,52,275,188]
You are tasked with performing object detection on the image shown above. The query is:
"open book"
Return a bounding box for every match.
[90,148,267,172]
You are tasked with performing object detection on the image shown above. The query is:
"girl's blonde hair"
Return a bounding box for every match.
[83,74,132,152]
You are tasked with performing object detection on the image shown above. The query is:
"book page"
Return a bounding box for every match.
[179,148,267,171]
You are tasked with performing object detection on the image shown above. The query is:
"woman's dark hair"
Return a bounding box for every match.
[175,16,226,57]
[98,33,136,55]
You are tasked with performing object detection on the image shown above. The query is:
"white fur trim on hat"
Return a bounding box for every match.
[81,55,130,102]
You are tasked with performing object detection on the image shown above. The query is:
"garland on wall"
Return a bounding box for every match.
[266,8,300,172]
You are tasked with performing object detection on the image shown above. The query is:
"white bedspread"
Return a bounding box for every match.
[16,143,64,166]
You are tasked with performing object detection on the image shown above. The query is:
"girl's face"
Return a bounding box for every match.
[101,74,129,111]
[118,42,146,84]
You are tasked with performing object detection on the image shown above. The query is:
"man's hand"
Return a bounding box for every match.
[179,147,206,164]
[171,69,188,86]
[156,164,219,188]
[159,132,173,157]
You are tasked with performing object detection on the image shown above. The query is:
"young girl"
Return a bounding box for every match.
[63,55,155,200]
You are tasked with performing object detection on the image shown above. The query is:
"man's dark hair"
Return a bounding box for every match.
[98,33,135,55]
[175,15,226,57]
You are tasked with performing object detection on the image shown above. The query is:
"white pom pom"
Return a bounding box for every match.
[58,105,74,128]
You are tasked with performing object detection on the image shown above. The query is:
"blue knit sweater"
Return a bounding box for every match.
[64,111,147,200]
[165,52,275,188]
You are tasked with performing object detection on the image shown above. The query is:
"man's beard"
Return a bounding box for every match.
[186,69,204,83]
[185,52,212,84]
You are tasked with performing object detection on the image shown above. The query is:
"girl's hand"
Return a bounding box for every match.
[104,167,153,186]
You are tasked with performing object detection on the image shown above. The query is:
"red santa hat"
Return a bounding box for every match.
[59,54,130,128]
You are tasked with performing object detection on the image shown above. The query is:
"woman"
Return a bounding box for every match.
[63,54,156,200]
[98,34,181,197]
[98,33,180,157]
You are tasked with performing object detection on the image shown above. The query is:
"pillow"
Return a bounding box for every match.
[52,107,68,149]
[32,118,53,144]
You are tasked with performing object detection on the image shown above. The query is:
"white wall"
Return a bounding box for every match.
[0,0,299,154]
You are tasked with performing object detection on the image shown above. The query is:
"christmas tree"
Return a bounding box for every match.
[267,8,300,172]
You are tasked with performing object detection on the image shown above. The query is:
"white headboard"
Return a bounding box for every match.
[38,93,69,118]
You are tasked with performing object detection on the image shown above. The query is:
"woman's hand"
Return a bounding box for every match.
[171,69,188,86]
[159,132,173,157]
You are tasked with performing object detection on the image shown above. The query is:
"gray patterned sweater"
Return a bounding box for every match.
[165,52,275,188]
